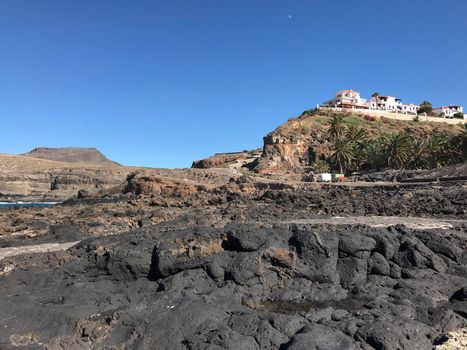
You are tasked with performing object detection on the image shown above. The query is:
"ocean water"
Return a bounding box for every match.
[0,202,60,209]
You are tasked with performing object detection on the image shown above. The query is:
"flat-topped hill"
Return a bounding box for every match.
[0,151,126,200]
[22,147,120,166]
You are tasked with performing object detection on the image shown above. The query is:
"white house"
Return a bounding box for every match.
[432,105,464,119]
[370,95,401,112]
[323,91,420,115]
[325,90,369,110]
[369,95,419,114]
[320,90,465,119]
[401,103,419,115]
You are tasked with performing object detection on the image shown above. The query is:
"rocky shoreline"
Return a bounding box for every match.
[0,168,466,349]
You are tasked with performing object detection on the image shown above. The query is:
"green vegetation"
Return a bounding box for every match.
[454,112,464,119]
[312,159,330,173]
[322,114,466,174]
[328,115,347,140]
[417,101,433,115]
[343,115,366,126]
[300,124,311,134]
[329,138,355,174]
[301,108,319,117]
[380,132,412,169]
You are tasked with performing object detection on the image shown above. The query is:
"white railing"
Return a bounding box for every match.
[315,106,466,124]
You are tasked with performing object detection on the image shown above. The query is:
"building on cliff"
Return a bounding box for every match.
[323,90,369,110]
[321,90,465,119]
[432,105,465,119]
[369,95,419,115]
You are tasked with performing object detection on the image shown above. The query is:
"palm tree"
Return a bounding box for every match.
[458,124,467,160]
[381,132,412,169]
[427,134,459,168]
[312,159,331,173]
[346,125,368,142]
[417,101,433,115]
[408,138,429,169]
[345,125,368,171]
[328,115,347,140]
[371,92,380,110]
[363,138,385,171]
[330,138,355,174]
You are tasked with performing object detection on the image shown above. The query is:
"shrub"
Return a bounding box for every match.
[312,159,331,173]
[300,124,311,134]
[417,101,433,115]
[301,108,319,117]
[344,115,365,126]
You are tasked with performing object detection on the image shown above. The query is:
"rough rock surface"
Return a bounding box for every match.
[251,112,465,174]
[355,163,467,182]
[0,169,466,349]
[0,220,466,349]
[192,150,261,169]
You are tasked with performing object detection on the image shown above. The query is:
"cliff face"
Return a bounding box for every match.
[252,112,465,174]
[192,150,261,169]
[23,147,120,166]
[253,117,329,173]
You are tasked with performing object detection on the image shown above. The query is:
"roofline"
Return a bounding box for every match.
[376,95,399,99]
[336,89,359,94]
[433,106,462,110]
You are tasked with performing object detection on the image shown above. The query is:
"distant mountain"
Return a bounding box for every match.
[22,147,120,166]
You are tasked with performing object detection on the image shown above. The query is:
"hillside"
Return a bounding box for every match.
[194,110,466,175]
[254,111,465,173]
[0,153,129,199]
[22,147,120,166]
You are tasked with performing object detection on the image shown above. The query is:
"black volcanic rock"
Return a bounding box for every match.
[1,220,467,349]
[1,170,467,349]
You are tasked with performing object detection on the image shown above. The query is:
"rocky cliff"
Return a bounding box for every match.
[193,112,464,175]
[192,150,261,169]
[252,112,465,174]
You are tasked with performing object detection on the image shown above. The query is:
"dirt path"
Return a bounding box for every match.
[280,216,465,230]
[0,241,80,261]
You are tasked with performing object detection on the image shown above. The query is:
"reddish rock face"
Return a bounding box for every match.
[251,112,465,175]
[122,171,207,197]
[192,152,249,169]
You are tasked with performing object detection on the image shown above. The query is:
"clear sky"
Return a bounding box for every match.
[1,0,466,167]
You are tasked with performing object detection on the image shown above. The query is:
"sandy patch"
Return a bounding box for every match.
[282,216,464,230]
[0,241,79,261]
[436,328,467,350]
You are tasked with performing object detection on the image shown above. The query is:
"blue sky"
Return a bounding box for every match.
[1,0,466,167]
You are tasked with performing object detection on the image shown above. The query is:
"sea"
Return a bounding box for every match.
[0,202,61,209]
